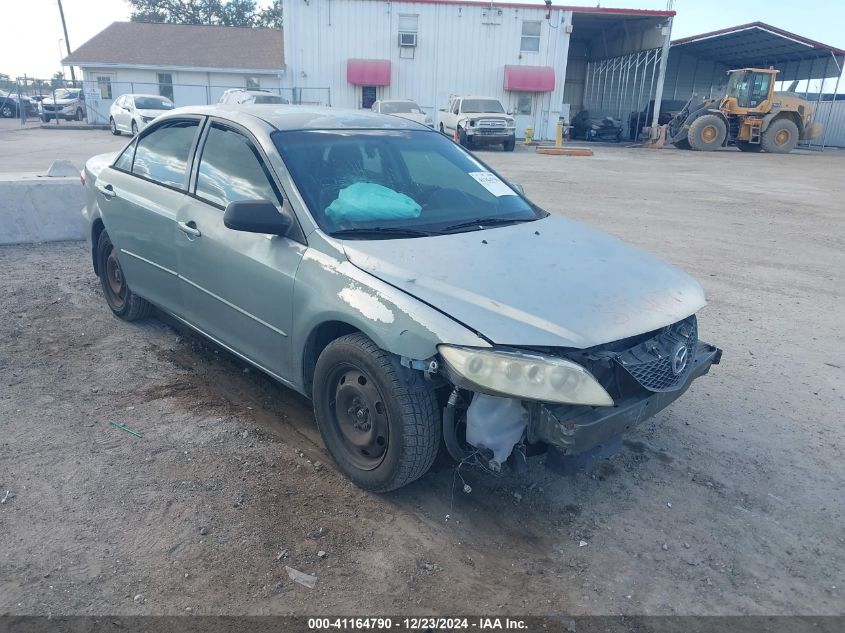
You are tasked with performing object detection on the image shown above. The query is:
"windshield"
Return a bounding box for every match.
[134,96,173,110]
[461,99,505,114]
[726,71,749,99]
[253,95,287,104]
[53,89,79,100]
[381,101,421,114]
[273,129,542,237]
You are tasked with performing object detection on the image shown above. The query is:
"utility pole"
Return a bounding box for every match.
[56,0,76,83]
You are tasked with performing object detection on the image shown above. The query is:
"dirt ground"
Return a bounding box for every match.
[1,141,844,617]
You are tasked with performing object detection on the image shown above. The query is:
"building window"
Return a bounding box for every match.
[521,21,541,52]
[516,93,532,115]
[398,14,418,36]
[246,76,261,90]
[158,73,174,101]
[361,86,377,109]
[96,76,112,99]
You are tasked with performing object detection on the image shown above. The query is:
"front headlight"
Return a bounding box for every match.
[438,345,614,406]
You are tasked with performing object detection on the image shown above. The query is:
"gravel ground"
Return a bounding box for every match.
[1,143,843,616]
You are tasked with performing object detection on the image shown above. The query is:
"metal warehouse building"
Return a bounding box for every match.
[281,0,675,140]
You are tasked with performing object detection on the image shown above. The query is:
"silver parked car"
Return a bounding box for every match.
[82,106,720,491]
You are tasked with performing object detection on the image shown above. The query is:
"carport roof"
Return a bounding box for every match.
[63,22,284,72]
[671,22,845,78]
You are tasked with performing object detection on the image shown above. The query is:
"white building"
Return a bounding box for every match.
[63,22,285,124]
[281,0,673,139]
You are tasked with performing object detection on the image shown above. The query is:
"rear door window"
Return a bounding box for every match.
[131,119,200,189]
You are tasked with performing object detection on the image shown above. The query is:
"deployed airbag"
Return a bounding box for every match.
[325,182,422,223]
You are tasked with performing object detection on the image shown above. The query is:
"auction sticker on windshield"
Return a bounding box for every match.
[468,172,516,197]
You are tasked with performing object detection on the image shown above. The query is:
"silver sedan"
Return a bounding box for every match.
[82,105,720,491]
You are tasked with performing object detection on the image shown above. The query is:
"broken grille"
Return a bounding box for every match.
[615,316,698,392]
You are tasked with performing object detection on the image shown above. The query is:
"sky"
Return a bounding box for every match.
[1,0,844,81]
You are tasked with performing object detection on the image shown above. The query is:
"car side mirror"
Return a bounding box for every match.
[223,199,292,236]
[510,182,525,195]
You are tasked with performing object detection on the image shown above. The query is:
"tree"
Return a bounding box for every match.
[128,0,282,28]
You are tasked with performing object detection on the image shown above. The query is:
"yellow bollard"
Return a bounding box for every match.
[524,125,534,145]
[555,119,564,147]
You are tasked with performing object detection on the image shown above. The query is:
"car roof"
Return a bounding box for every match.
[455,95,501,100]
[160,104,430,131]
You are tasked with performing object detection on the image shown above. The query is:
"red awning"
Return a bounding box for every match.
[347,59,391,86]
[503,65,556,92]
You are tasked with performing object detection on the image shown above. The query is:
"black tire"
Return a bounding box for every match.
[96,230,154,321]
[439,123,445,135]
[312,333,440,492]
[109,118,121,136]
[736,141,762,153]
[131,121,139,136]
[503,135,516,152]
[42,115,52,123]
[761,118,799,154]
[687,114,727,151]
[0,104,15,118]
[458,127,468,148]
[75,107,83,121]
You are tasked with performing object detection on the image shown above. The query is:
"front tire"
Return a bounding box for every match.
[312,333,440,492]
[1,104,15,118]
[131,120,138,136]
[96,230,154,321]
[688,114,727,151]
[761,118,799,154]
[503,135,516,152]
[109,118,121,135]
[75,107,83,121]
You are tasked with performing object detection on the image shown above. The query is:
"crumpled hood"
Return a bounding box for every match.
[342,214,706,349]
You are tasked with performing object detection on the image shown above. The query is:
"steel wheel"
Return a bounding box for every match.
[701,124,718,143]
[327,364,390,471]
[312,333,440,491]
[104,249,128,311]
[1,104,13,118]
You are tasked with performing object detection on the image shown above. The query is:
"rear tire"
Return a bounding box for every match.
[109,118,121,135]
[761,118,799,154]
[312,333,440,492]
[96,231,154,321]
[736,141,762,153]
[688,114,727,151]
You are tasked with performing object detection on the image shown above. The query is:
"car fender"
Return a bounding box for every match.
[290,243,490,394]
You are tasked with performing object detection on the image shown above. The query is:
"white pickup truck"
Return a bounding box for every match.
[438,95,516,151]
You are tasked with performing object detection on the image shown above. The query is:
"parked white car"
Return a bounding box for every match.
[438,95,516,151]
[371,100,433,127]
[110,94,174,136]
[218,89,290,105]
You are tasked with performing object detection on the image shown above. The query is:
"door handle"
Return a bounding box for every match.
[97,182,117,199]
[177,221,202,238]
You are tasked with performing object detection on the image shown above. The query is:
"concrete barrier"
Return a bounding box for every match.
[0,174,86,245]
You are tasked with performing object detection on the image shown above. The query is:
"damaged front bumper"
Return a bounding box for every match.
[527,340,721,456]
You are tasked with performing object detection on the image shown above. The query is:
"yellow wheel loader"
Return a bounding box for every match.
[667,68,822,154]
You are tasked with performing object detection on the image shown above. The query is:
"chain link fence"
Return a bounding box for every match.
[1,75,331,127]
